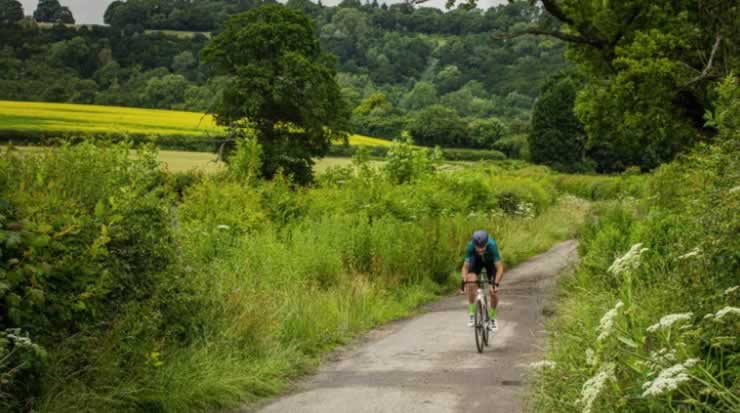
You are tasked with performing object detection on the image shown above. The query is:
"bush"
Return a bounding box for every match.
[0,143,200,411]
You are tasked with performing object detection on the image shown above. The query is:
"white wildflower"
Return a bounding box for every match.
[646,312,693,333]
[729,185,740,194]
[703,313,715,320]
[677,247,702,260]
[724,285,739,295]
[642,359,699,397]
[586,348,597,366]
[528,360,556,369]
[217,225,230,230]
[608,243,649,275]
[714,306,740,320]
[597,301,623,342]
[577,363,615,413]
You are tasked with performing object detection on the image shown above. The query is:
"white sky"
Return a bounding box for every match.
[20,0,507,25]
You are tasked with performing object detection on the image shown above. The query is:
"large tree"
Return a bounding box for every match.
[0,0,24,24]
[407,104,468,147]
[529,74,589,172]
[33,0,74,23]
[434,0,739,170]
[202,4,350,183]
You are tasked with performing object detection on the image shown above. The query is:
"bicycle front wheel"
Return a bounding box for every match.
[474,300,485,353]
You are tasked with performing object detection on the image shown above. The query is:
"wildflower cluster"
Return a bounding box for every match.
[577,363,615,413]
[597,301,623,342]
[714,306,740,321]
[514,201,535,218]
[646,312,693,333]
[528,360,557,369]
[641,359,699,397]
[2,328,43,354]
[608,243,648,275]
[677,247,702,260]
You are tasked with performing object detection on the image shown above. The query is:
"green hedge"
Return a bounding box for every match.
[0,129,225,152]
[2,131,508,163]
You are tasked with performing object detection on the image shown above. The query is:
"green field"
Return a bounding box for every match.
[0,100,392,147]
[5,145,381,174]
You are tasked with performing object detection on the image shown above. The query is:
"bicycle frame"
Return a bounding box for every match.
[464,270,493,352]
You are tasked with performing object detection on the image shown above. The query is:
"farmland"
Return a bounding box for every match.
[0,100,392,147]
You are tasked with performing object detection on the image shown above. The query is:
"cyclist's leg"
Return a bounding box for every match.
[485,260,498,320]
[466,255,483,318]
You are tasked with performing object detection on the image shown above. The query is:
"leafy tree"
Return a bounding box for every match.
[57,6,74,24]
[407,104,468,147]
[202,4,350,183]
[0,0,23,24]
[492,0,739,169]
[33,0,73,23]
[529,75,589,172]
[33,0,62,22]
[468,118,506,149]
[401,81,438,111]
[142,74,189,109]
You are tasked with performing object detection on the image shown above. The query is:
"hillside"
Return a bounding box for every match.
[0,0,565,151]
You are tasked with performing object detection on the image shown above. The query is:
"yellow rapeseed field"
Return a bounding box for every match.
[0,100,222,136]
[0,100,392,146]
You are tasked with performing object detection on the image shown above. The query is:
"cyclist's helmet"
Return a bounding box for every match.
[472,230,489,247]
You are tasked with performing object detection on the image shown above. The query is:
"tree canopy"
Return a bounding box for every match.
[34,0,75,24]
[0,0,23,24]
[490,0,740,169]
[202,4,350,183]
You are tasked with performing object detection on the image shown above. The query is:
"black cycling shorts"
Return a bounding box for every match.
[468,253,496,280]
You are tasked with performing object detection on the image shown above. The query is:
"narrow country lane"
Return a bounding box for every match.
[241,240,578,413]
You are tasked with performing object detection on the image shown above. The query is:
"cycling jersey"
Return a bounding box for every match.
[464,239,502,264]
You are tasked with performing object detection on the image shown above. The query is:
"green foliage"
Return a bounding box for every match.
[552,0,738,170]
[468,118,507,149]
[492,134,529,160]
[530,74,590,172]
[0,0,23,24]
[531,78,740,413]
[0,142,201,412]
[407,104,468,147]
[383,132,440,184]
[202,4,351,183]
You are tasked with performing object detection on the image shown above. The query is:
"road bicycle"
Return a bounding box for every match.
[464,271,494,353]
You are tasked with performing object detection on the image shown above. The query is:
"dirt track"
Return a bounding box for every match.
[242,240,578,413]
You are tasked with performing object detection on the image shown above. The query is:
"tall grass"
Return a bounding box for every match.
[0,138,596,412]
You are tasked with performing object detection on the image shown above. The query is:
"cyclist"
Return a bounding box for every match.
[461,230,504,331]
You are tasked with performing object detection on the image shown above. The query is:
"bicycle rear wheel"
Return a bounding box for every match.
[474,300,485,353]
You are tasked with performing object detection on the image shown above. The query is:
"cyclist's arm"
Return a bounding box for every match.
[490,241,504,286]
[462,243,474,279]
[494,260,504,286]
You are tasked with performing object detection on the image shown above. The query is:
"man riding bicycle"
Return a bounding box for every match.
[461,230,504,331]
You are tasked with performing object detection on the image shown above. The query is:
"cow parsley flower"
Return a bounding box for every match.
[586,348,597,366]
[714,306,740,320]
[597,301,623,342]
[528,360,556,369]
[646,312,693,333]
[608,243,648,275]
[642,359,699,397]
[577,363,615,413]
[724,285,739,295]
[678,247,702,260]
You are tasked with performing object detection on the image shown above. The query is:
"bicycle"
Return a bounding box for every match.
[464,270,495,353]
